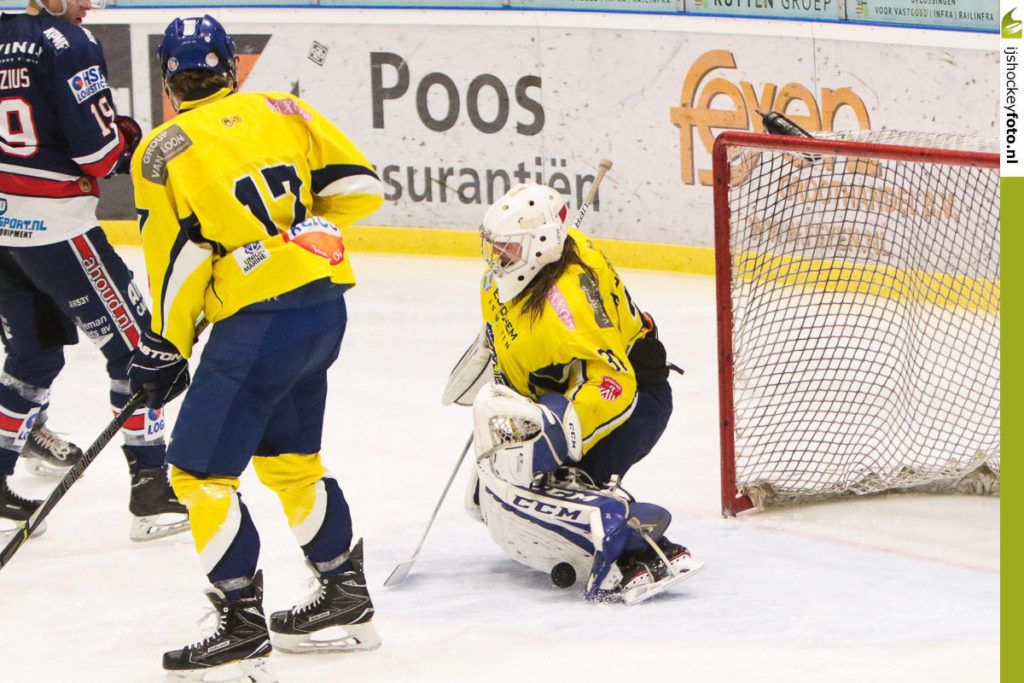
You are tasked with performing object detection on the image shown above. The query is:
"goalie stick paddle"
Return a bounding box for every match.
[384,433,474,587]
[385,160,614,588]
[0,318,209,571]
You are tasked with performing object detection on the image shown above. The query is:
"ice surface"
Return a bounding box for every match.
[0,250,998,682]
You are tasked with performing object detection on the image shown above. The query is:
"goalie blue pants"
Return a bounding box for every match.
[577,380,673,486]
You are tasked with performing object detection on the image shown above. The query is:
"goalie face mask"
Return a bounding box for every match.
[480,183,569,304]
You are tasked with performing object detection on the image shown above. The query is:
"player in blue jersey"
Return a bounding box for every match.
[0,0,187,541]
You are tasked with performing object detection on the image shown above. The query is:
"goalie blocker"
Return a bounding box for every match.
[471,384,706,604]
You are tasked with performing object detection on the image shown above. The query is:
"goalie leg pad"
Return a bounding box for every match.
[476,461,595,580]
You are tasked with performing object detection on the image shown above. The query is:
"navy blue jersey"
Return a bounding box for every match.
[0,13,127,245]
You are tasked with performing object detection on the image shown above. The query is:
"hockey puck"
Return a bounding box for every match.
[550,562,576,588]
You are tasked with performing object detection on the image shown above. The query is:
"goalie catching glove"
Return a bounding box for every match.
[472,384,582,486]
[127,330,190,409]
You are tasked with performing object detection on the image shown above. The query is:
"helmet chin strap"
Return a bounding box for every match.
[34,0,70,17]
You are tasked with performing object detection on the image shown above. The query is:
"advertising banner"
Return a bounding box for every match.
[848,0,997,31]
[510,0,680,10]
[685,0,841,20]
[94,11,995,248]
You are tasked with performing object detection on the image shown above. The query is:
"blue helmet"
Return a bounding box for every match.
[158,16,238,83]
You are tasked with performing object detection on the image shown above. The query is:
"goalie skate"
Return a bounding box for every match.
[618,556,708,605]
[592,540,708,605]
[20,421,83,478]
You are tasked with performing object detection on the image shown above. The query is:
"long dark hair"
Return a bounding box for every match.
[516,235,597,322]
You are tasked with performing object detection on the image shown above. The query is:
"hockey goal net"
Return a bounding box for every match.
[713,130,1000,516]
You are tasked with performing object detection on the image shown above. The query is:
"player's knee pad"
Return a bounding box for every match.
[169,467,247,573]
[473,384,582,486]
[253,453,333,545]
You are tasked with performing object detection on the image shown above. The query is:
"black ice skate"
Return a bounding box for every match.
[0,475,46,537]
[163,571,276,683]
[270,538,382,653]
[128,463,189,541]
[20,420,83,478]
[612,537,707,605]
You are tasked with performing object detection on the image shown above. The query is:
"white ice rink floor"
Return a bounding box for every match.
[0,249,999,682]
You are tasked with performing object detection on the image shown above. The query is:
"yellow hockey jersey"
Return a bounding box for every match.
[481,228,650,453]
[131,88,383,357]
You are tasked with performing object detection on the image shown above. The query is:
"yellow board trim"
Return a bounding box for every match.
[100,220,716,276]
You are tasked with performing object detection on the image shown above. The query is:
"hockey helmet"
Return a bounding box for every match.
[158,15,238,84]
[480,183,569,304]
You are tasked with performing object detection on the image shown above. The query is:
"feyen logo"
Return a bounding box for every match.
[1004,9,1022,39]
[669,50,871,186]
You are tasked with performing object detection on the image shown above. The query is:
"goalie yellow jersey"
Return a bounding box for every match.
[131,88,383,357]
[481,228,650,453]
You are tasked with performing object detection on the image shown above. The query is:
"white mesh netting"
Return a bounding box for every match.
[720,130,1000,509]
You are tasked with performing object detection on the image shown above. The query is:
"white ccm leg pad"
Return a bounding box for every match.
[442,326,494,407]
[472,384,581,486]
[475,459,595,581]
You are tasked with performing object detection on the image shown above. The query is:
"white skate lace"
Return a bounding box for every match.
[291,576,327,614]
[188,606,226,649]
[31,426,75,458]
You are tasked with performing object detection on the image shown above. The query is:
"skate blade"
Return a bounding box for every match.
[23,457,72,479]
[165,656,277,683]
[1,518,47,539]
[621,561,709,606]
[273,622,382,654]
[131,513,190,542]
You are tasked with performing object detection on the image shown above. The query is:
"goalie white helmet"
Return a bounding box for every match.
[480,183,569,304]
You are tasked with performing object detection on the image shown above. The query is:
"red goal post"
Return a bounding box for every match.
[712,130,1000,517]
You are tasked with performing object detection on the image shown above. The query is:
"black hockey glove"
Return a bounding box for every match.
[128,330,190,410]
[108,115,143,177]
[628,315,670,387]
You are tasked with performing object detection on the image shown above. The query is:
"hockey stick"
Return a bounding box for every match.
[384,160,614,588]
[0,319,209,570]
[572,159,612,230]
[384,433,474,587]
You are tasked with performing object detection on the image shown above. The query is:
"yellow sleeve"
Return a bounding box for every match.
[132,134,214,358]
[557,337,638,454]
[295,97,383,227]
